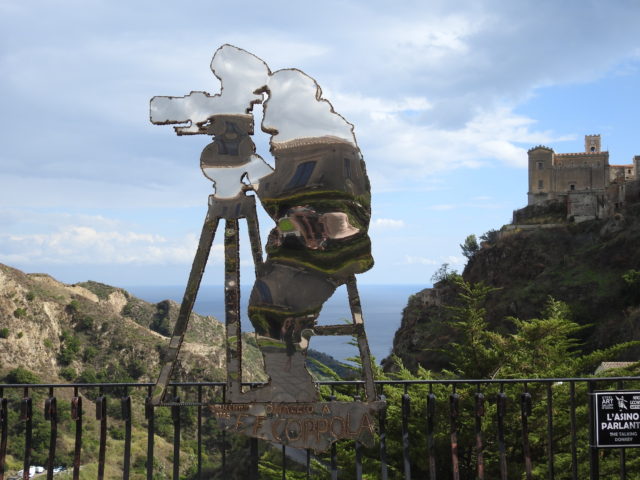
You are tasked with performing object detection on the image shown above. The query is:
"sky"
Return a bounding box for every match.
[1,0,639,288]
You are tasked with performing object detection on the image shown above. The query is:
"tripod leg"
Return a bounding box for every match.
[152,215,220,404]
[346,275,377,402]
[244,196,264,272]
[224,218,242,400]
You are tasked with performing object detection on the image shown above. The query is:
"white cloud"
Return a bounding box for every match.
[372,218,406,229]
[0,208,125,231]
[339,99,562,193]
[2,1,640,200]
[403,255,439,266]
[0,226,222,266]
[402,254,465,267]
[1,1,640,287]
[443,255,465,266]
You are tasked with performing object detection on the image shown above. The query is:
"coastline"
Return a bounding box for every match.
[123,283,424,364]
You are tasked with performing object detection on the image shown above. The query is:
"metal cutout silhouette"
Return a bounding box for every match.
[150,44,383,451]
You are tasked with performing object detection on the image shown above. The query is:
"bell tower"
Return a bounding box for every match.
[585,134,601,153]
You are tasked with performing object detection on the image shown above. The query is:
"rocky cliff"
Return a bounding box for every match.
[0,263,266,384]
[384,201,640,373]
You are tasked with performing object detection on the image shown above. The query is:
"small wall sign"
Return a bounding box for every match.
[594,391,640,448]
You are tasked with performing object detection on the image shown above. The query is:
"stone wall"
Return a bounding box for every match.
[626,180,640,203]
[566,191,607,222]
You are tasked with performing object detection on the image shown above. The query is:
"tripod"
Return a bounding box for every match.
[151,192,262,404]
[151,190,378,406]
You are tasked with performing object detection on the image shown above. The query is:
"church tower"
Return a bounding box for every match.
[585,134,601,153]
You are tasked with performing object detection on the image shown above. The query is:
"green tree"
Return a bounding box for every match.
[430,263,460,284]
[479,228,499,245]
[445,279,503,378]
[4,367,41,384]
[460,234,479,260]
[322,279,640,479]
[623,268,640,304]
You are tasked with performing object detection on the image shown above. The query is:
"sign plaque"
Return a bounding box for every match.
[212,401,380,452]
[593,390,640,448]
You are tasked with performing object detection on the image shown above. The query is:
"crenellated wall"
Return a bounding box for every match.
[526,135,639,221]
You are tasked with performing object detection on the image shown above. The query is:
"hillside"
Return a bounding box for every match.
[0,265,354,478]
[0,264,349,384]
[383,201,640,373]
[0,263,267,385]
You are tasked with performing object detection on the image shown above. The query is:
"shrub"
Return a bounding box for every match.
[83,345,98,362]
[26,292,35,301]
[127,358,147,379]
[60,366,76,380]
[0,327,9,339]
[58,330,81,365]
[13,307,27,318]
[480,228,500,245]
[67,299,80,314]
[77,367,99,384]
[122,302,134,317]
[623,269,640,304]
[75,315,94,331]
[4,367,41,384]
[109,426,125,440]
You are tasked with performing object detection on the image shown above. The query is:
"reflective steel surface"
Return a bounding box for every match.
[150,44,378,451]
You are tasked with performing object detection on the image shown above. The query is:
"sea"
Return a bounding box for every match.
[123,284,424,365]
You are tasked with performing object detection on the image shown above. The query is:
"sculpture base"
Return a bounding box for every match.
[211,400,385,452]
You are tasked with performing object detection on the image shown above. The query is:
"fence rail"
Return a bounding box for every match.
[1,377,639,479]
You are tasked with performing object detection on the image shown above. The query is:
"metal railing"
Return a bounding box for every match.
[0,377,639,479]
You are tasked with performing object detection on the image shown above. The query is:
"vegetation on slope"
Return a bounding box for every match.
[248,279,640,479]
[385,200,640,373]
[0,264,266,478]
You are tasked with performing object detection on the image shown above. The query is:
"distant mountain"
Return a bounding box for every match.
[0,263,352,385]
[0,264,266,384]
[384,199,640,373]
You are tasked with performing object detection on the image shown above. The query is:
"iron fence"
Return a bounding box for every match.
[0,377,639,479]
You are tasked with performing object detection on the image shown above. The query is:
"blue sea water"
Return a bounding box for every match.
[123,284,423,365]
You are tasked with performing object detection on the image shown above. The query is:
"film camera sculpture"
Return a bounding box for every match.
[150,45,384,451]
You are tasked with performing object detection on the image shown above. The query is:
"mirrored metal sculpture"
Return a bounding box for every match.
[150,44,382,451]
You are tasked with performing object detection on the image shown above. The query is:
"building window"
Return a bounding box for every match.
[570,184,576,191]
[285,161,316,190]
[344,157,352,179]
[537,162,543,170]
[538,180,544,190]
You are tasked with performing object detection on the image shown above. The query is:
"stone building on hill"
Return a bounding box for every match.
[527,134,640,222]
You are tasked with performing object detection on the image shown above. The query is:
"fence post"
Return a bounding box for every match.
[71,389,82,480]
[588,381,599,480]
[402,389,411,480]
[496,390,507,480]
[0,392,7,480]
[450,389,460,480]
[20,388,32,480]
[427,389,437,479]
[475,390,485,480]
